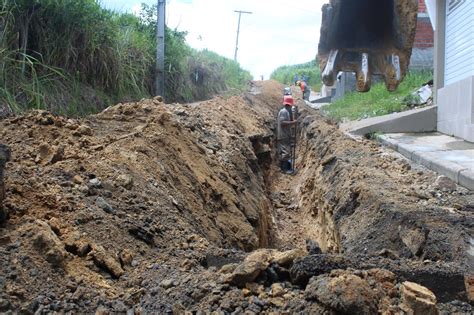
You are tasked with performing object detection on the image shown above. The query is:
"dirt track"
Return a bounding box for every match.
[0,81,472,313]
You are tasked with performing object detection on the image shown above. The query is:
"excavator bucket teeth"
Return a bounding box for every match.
[318,0,418,92]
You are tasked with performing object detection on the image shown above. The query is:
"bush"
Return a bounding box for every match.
[139,4,251,103]
[270,59,321,91]
[182,49,252,102]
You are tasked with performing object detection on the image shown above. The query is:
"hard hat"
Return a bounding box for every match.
[283,95,294,106]
[283,87,292,95]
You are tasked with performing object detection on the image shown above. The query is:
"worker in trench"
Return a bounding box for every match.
[297,80,310,101]
[277,95,297,174]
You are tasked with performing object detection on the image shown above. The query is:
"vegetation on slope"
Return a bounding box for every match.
[322,71,433,122]
[0,1,251,116]
[270,59,321,90]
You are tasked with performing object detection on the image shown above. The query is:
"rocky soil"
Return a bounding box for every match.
[0,81,472,314]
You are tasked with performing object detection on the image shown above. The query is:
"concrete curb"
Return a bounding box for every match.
[340,106,437,136]
[378,135,474,190]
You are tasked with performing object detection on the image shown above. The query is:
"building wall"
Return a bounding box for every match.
[444,0,474,85]
[438,77,474,142]
[409,0,434,70]
[413,17,434,49]
[418,0,427,12]
[436,0,474,142]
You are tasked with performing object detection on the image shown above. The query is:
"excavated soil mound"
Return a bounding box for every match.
[0,81,472,314]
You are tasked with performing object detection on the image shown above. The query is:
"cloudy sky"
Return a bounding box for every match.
[100,0,327,79]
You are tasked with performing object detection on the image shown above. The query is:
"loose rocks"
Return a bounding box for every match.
[226,249,306,287]
[31,220,68,267]
[88,244,124,278]
[399,226,427,257]
[466,275,474,303]
[433,175,457,192]
[73,124,93,137]
[305,272,380,314]
[400,281,439,315]
[226,249,274,287]
[116,174,133,190]
[96,197,115,214]
[290,254,348,285]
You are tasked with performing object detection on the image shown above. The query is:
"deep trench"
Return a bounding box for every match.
[247,103,342,253]
[201,107,314,269]
[246,105,470,303]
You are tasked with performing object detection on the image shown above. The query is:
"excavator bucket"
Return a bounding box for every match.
[318,0,418,92]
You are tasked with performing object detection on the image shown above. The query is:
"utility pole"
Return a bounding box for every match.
[234,10,252,62]
[155,0,166,97]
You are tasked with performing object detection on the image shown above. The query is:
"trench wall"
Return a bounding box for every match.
[294,109,471,267]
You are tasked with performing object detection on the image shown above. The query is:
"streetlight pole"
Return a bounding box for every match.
[155,0,166,97]
[234,10,252,62]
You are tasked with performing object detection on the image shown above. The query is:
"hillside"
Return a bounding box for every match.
[0,1,251,116]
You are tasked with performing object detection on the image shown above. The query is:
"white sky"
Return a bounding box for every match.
[100,0,327,79]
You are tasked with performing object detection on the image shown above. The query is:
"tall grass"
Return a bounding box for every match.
[322,71,433,122]
[0,0,153,115]
[139,4,252,103]
[0,1,251,116]
[270,59,321,91]
[182,49,252,102]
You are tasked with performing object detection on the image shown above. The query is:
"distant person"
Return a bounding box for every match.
[298,81,310,101]
[277,96,297,173]
[283,86,292,96]
[261,75,264,80]
[293,74,299,85]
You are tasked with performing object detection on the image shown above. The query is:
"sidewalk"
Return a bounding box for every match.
[306,91,331,110]
[340,106,437,135]
[308,91,321,102]
[378,132,474,190]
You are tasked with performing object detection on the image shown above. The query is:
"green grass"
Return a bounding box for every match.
[322,71,433,122]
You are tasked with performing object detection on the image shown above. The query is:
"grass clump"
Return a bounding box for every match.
[322,71,433,122]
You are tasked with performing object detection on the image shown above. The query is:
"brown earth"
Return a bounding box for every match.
[0,81,472,314]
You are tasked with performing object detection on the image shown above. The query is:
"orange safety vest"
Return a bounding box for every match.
[300,81,306,92]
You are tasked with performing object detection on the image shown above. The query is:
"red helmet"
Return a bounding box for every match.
[283,95,294,106]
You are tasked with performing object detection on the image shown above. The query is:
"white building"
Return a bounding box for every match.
[428,0,474,142]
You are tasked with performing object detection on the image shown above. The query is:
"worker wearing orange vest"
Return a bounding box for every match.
[297,80,310,101]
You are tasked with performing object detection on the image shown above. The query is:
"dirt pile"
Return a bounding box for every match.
[0,81,279,312]
[0,80,472,313]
